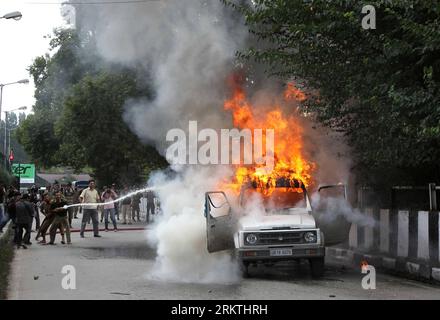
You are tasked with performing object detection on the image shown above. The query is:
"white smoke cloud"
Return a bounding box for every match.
[88,0,247,152]
[146,166,240,283]
[311,192,375,227]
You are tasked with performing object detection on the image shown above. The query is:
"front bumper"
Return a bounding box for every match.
[238,246,325,261]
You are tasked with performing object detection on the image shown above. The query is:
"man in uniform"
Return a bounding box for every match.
[48,191,71,245]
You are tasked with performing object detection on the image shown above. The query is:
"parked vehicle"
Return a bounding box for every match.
[72,180,89,190]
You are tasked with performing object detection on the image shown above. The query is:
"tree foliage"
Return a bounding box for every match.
[56,72,167,186]
[227,0,440,185]
[17,28,167,185]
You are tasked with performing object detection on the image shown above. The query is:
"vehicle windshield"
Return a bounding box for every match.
[241,187,307,214]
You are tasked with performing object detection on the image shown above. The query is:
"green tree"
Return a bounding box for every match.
[226,0,440,185]
[55,71,167,186]
[17,28,85,167]
[18,28,167,185]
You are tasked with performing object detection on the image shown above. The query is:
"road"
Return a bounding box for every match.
[7,217,440,300]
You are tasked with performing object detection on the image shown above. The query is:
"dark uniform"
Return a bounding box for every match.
[49,199,70,244]
[14,197,34,248]
[63,186,75,227]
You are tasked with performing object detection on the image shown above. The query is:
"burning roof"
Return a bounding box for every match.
[223,73,316,195]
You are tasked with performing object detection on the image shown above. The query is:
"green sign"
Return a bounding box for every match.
[11,164,35,184]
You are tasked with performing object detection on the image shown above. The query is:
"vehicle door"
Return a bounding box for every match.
[204,191,235,253]
[313,184,352,246]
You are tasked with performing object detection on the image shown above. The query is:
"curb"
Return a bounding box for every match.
[432,268,440,282]
[326,247,440,284]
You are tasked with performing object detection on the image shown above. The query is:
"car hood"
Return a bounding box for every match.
[239,210,316,231]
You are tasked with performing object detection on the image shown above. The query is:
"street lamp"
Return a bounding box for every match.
[7,127,16,164]
[0,79,29,117]
[3,106,27,168]
[0,11,22,21]
[0,79,29,154]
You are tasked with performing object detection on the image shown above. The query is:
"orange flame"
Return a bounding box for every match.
[223,74,315,194]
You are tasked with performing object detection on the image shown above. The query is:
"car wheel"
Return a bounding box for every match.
[309,257,325,278]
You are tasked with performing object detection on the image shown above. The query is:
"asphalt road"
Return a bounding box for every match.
[7,218,440,300]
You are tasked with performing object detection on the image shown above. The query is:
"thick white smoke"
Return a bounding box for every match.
[89,0,247,152]
[146,166,240,283]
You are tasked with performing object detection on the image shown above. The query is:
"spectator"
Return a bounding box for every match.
[145,190,156,223]
[101,187,118,232]
[132,192,141,222]
[79,180,101,238]
[0,187,18,233]
[100,186,107,223]
[111,183,120,221]
[6,191,20,244]
[121,187,132,225]
[72,187,81,219]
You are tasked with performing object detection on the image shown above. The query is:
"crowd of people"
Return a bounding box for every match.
[0,180,158,249]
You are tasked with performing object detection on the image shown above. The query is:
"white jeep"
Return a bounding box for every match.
[204,179,351,278]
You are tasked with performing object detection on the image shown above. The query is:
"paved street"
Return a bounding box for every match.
[7,213,440,300]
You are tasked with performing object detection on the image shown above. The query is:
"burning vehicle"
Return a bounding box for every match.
[204,178,350,278]
[202,77,352,278]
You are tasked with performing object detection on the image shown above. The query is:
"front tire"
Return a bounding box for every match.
[309,257,325,278]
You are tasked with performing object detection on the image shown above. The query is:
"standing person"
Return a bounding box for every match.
[35,193,57,244]
[48,191,71,245]
[46,185,52,198]
[52,182,60,195]
[6,191,20,244]
[63,182,75,228]
[121,187,132,225]
[132,192,141,222]
[29,186,40,231]
[79,180,101,238]
[101,187,118,232]
[0,187,18,233]
[145,190,156,224]
[14,193,34,249]
[111,183,119,221]
[72,187,81,219]
[100,186,107,223]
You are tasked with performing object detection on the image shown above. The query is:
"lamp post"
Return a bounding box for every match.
[0,79,29,166]
[7,127,16,165]
[3,106,27,168]
[0,11,22,21]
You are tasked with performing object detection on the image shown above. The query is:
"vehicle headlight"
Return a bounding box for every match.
[304,231,317,243]
[245,233,258,245]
